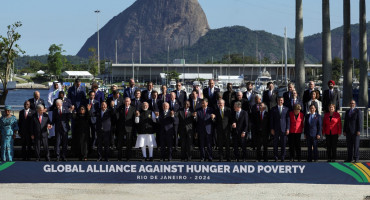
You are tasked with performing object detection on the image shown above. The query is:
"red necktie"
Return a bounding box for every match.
[125,107,128,116]
[185,110,188,117]
[203,109,206,117]
[59,109,62,116]
[39,115,42,123]
[260,112,263,120]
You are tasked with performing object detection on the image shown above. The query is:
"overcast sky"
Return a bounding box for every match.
[0,0,368,56]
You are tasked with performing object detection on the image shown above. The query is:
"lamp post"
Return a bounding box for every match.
[95,10,100,75]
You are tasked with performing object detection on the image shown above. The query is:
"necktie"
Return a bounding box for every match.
[203,109,206,117]
[148,92,151,99]
[236,112,239,119]
[125,107,128,116]
[221,109,224,119]
[329,90,332,99]
[279,106,282,114]
[25,111,28,119]
[59,109,62,116]
[177,91,180,98]
[194,101,196,109]
[90,100,93,106]
[260,112,263,120]
[185,109,188,117]
[39,115,42,123]
[310,115,313,124]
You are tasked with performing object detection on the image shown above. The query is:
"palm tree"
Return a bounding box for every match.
[322,0,332,91]
[295,0,305,99]
[342,0,352,107]
[359,0,368,107]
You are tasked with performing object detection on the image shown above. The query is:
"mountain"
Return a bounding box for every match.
[77,0,209,62]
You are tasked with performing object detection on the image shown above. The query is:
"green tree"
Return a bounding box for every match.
[165,71,181,81]
[0,21,24,104]
[47,44,64,76]
[88,47,98,76]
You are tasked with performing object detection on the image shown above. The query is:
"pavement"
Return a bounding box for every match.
[1,183,370,200]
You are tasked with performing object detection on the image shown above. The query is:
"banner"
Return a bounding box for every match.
[0,162,370,184]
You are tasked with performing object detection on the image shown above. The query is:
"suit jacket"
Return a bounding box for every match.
[67,85,86,108]
[270,105,290,133]
[215,107,232,134]
[303,89,321,106]
[231,99,249,112]
[203,87,220,109]
[168,99,180,112]
[118,105,136,133]
[52,107,72,133]
[178,109,195,134]
[243,90,257,111]
[287,98,303,111]
[289,111,304,133]
[196,107,214,135]
[131,98,143,111]
[18,109,35,137]
[322,89,340,113]
[304,113,322,137]
[158,93,171,103]
[344,108,362,135]
[95,108,115,132]
[29,98,46,111]
[222,90,236,108]
[31,113,51,138]
[189,98,201,112]
[141,90,153,102]
[306,99,322,115]
[255,111,270,137]
[231,110,249,135]
[123,87,137,99]
[85,99,100,124]
[107,95,124,110]
[172,90,187,109]
[262,90,277,111]
[148,98,162,112]
[283,91,293,107]
[157,110,179,134]
[94,90,105,104]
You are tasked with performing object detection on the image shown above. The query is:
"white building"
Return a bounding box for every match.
[61,71,94,79]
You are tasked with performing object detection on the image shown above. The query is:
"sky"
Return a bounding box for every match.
[0,0,368,56]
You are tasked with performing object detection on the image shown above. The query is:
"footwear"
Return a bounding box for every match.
[226,159,231,162]
[274,158,278,162]
[149,157,153,162]
[61,158,67,162]
[264,159,268,162]
[46,158,50,161]
[56,158,60,162]
[314,159,318,162]
[141,158,146,162]
[200,159,205,162]
[35,159,40,162]
[97,158,102,161]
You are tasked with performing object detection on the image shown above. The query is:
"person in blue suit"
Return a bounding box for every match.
[0,106,19,162]
[343,100,362,162]
[195,98,215,162]
[304,104,322,162]
[270,96,290,162]
[67,78,86,109]
[123,79,137,99]
[52,99,73,161]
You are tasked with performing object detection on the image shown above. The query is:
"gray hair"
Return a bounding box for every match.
[255,94,262,101]
[36,104,44,110]
[218,99,225,104]
[56,99,63,105]
[234,102,242,108]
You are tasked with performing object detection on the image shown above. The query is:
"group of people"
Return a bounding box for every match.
[0,78,362,163]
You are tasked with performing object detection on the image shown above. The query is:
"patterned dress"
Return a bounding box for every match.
[0,115,19,161]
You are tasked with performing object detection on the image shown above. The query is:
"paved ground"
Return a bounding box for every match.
[1,183,370,200]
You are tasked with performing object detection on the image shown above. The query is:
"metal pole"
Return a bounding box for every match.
[95,10,100,75]
[132,52,135,79]
[167,45,169,85]
[284,27,288,87]
[115,40,118,64]
[139,37,142,64]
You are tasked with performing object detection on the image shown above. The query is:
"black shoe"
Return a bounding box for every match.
[56,158,60,162]
[281,159,285,162]
[61,158,67,162]
[274,158,278,162]
[149,157,153,162]
[141,158,146,162]
[289,158,294,162]
[226,159,231,162]
[264,159,268,162]
[97,158,102,161]
[314,159,318,162]
[344,159,352,162]
[200,159,205,162]
[355,160,359,163]
[105,159,109,162]
[46,158,50,162]
[219,159,223,162]
[35,159,40,162]
[208,159,213,162]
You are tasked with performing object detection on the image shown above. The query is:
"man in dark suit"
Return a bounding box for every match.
[91,83,105,103]
[243,82,257,113]
[262,82,277,112]
[270,96,290,162]
[189,90,201,112]
[178,100,195,161]
[343,100,362,162]
[223,83,236,108]
[95,101,116,161]
[50,91,73,111]
[322,80,340,113]
[67,78,86,109]
[107,90,124,148]
[156,102,179,161]
[231,101,249,162]
[117,97,136,161]
[287,90,303,111]
[148,90,162,112]
[52,99,73,161]
[31,104,52,161]
[141,81,154,102]
[86,91,100,153]
[131,90,142,111]
[18,100,35,161]
[304,104,322,162]
[28,91,46,111]
[255,103,270,162]
[203,79,220,110]
[215,99,232,162]
[195,98,215,161]
[283,82,295,107]
[168,92,180,150]
[173,82,187,109]
[123,79,137,99]
[303,81,321,109]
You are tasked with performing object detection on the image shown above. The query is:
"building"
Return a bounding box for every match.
[61,71,94,80]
